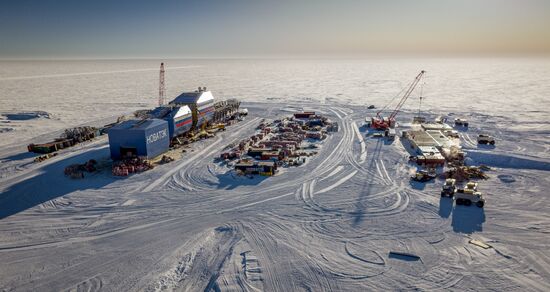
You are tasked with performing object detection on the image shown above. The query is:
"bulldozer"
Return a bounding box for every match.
[188,109,214,142]
[411,169,437,182]
[207,123,226,134]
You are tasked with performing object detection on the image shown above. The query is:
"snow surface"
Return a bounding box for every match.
[1,59,550,291]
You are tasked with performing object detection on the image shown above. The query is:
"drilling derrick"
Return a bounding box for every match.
[159,62,166,106]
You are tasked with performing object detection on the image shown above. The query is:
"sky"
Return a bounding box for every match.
[1,0,549,58]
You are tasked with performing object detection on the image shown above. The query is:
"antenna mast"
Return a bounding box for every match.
[159,62,165,106]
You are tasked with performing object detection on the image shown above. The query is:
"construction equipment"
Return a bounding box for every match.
[445,166,488,181]
[371,70,426,130]
[160,155,175,164]
[441,178,457,197]
[385,128,396,140]
[64,159,97,179]
[411,169,436,182]
[211,123,226,131]
[34,153,58,162]
[188,108,214,142]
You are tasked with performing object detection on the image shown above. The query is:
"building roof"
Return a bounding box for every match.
[235,160,276,167]
[426,130,451,147]
[170,90,214,106]
[171,105,192,119]
[418,146,440,155]
[420,122,453,131]
[407,130,438,147]
[110,119,167,131]
[248,147,272,152]
[149,107,170,119]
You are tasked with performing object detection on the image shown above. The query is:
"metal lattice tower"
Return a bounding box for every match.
[159,62,165,106]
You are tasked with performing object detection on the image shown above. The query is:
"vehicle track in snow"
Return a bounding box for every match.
[2,103,550,291]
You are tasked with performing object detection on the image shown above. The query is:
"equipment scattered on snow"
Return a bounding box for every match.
[222,112,335,176]
[34,152,58,162]
[28,126,100,154]
[160,155,175,164]
[112,157,153,176]
[411,169,437,182]
[469,239,492,249]
[445,166,489,181]
[64,159,98,179]
[389,251,421,261]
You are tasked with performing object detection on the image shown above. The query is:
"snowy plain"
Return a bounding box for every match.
[0,58,550,291]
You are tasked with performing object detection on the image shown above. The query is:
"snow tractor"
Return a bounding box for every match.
[454,118,469,127]
[443,130,459,138]
[441,178,457,197]
[455,191,485,208]
[477,134,495,145]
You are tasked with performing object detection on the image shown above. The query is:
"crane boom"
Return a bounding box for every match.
[389,70,425,120]
[370,70,426,130]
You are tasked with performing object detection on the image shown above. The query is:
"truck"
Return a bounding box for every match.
[454,118,469,127]
[443,129,459,138]
[385,128,396,140]
[477,134,495,145]
[239,108,249,116]
[441,178,456,197]
[455,191,485,208]
[412,116,426,124]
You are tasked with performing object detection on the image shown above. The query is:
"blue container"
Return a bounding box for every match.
[108,119,169,160]
[167,106,193,138]
[150,106,193,139]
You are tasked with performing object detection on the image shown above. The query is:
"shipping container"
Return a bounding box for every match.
[150,105,193,138]
[108,119,169,160]
[170,90,215,128]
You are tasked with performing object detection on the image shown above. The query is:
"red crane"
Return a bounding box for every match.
[371,70,426,130]
[158,62,166,106]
